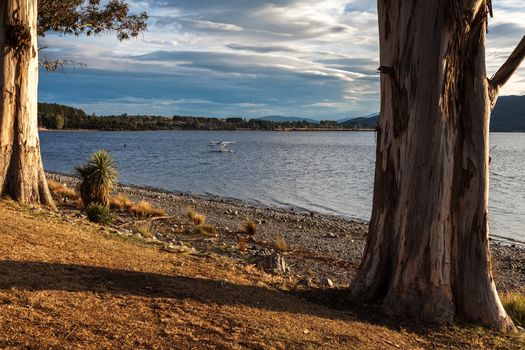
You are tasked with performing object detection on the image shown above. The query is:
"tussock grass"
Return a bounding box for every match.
[237,236,248,252]
[241,220,257,236]
[75,150,118,207]
[194,223,218,236]
[47,179,79,200]
[501,292,525,327]
[110,194,133,210]
[187,207,205,225]
[135,224,154,238]
[130,200,166,217]
[274,236,290,252]
[73,198,83,209]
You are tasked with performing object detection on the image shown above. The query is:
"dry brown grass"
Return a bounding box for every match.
[47,179,79,200]
[194,223,218,236]
[237,236,249,252]
[130,200,166,217]
[501,292,525,327]
[73,197,83,209]
[0,200,523,350]
[274,236,290,252]
[134,224,154,238]
[187,207,206,225]
[110,193,133,210]
[241,220,258,236]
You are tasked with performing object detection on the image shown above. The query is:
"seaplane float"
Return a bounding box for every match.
[208,141,235,153]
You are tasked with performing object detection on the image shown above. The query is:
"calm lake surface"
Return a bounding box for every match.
[40,131,525,243]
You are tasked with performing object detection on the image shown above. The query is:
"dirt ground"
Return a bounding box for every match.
[0,199,523,349]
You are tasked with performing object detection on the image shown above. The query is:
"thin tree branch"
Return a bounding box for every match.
[488,35,525,109]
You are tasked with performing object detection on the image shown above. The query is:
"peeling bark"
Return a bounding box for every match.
[351,0,521,330]
[0,0,54,207]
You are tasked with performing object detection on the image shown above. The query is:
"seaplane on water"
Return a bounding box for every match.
[208,141,235,153]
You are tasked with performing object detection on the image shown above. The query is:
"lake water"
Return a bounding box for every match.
[40,131,525,243]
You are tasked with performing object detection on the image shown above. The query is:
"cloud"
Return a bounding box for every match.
[38,0,525,119]
[226,43,300,53]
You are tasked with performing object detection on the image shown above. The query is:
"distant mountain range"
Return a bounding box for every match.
[321,95,525,131]
[39,95,525,132]
[256,115,320,124]
[257,114,379,128]
[339,113,379,129]
[491,95,525,132]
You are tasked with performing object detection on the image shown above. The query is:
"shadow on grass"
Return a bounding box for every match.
[0,259,519,347]
[0,260,357,321]
[0,260,520,349]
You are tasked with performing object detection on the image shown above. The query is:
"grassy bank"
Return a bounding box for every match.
[0,199,524,349]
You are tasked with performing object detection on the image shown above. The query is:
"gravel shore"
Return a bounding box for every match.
[47,172,525,292]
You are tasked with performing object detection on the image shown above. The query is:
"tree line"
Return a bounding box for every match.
[37,103,371,131]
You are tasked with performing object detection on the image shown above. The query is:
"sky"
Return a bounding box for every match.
[38,0,525,120]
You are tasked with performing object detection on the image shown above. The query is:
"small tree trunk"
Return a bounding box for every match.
[0,0,54,207]
[351,0,518,330]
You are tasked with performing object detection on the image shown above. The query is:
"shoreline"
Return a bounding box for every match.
[40,128,376,132]
[46,171,525,292]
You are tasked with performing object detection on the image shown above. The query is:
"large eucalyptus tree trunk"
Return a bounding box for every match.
[351,0,524,330]
[0,0,53,206]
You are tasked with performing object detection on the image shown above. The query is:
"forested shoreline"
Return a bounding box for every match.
[37,102,375,131]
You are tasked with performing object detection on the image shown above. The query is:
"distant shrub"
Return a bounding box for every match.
[75,150,118,207]
[187,207,205,225]
[274,236,290,252]
[130,200,166,217]
[47,179,79,200]
[110,193,133,210]
[86,203,114,225]
[241,220,257,236]
[501,293,525,327]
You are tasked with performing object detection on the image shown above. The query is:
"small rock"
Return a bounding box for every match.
[256,219,262,225]
[250,249,290,275]
[299,277,314,287]
[233,210,239,216]
[327,232,336,238]
[320,277,334,288]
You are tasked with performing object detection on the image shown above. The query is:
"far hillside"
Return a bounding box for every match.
[337,95,525,132]
[256,115,321,124]
[491,95,525,132]
[38,96,525,132]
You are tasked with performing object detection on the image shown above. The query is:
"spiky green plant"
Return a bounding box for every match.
[75,150,118,207]
[85,203,115,225]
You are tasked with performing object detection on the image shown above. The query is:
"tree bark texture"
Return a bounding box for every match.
[351,0,517,330]
[0,0,53,206]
